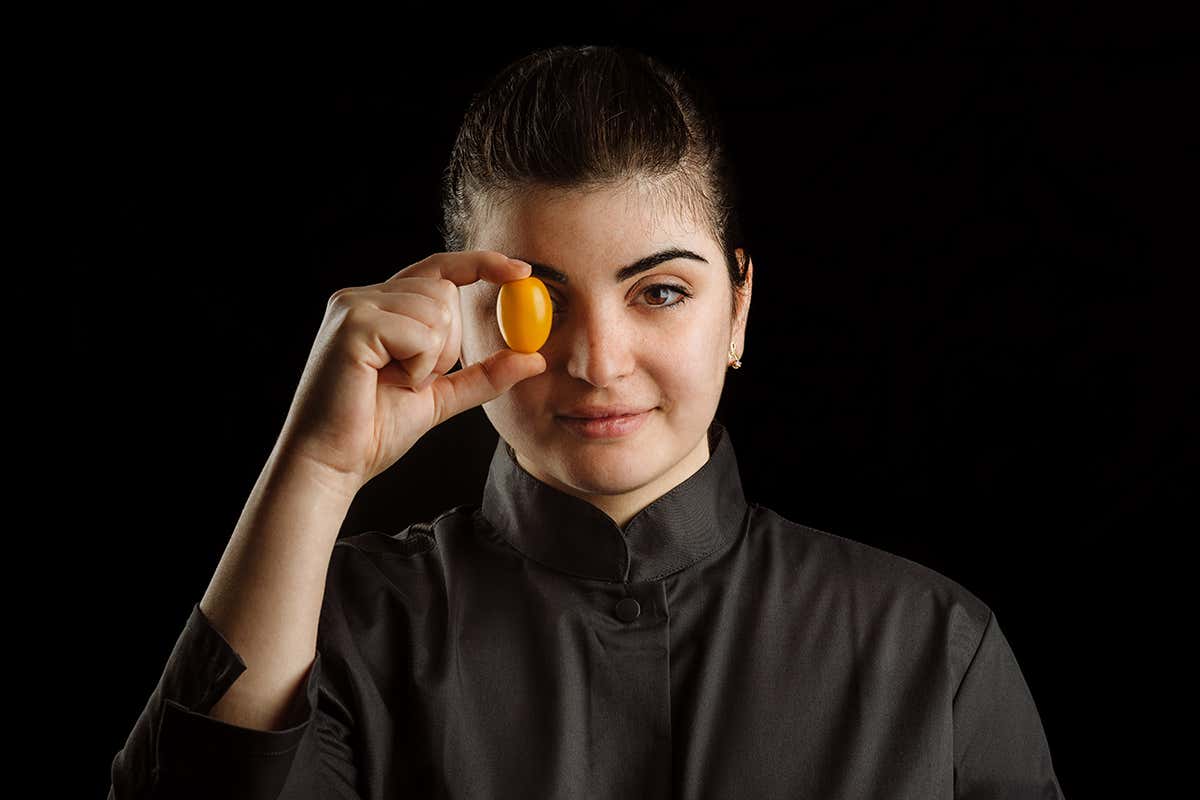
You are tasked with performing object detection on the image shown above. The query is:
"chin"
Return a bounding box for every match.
[554,441,656,492]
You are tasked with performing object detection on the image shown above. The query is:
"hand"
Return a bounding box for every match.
[275,251,547,493]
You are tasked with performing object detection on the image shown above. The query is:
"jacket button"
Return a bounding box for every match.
[615,597,641,622]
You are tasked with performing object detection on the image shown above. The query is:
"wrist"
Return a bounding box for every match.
[267,441,363,504]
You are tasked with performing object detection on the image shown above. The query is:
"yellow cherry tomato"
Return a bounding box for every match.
[496,276,552,353]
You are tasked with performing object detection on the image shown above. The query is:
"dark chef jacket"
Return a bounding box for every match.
[109,419,1065,799]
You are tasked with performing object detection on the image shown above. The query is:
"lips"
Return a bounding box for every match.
[556,408,654,438]
[558,405,654,419]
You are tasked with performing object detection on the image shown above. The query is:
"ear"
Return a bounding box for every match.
[732,248,753,351]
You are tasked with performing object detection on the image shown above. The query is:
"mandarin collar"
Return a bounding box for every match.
[479,418,749,584]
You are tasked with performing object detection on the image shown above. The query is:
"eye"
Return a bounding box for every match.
[638,283,693,310]
[549,283,694,317]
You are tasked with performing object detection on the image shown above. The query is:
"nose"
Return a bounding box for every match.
[557,304,637,388]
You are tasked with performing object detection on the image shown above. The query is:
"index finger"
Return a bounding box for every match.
[389,250,532,287]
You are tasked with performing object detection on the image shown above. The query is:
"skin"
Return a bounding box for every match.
[458,179,753,530]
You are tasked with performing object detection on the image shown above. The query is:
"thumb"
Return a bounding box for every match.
[434,349,547,423]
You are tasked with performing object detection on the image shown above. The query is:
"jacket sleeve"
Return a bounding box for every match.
[952,609,1066,799]
[107,602,362,800]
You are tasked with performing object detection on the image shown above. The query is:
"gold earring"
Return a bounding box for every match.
[728,340,742,369]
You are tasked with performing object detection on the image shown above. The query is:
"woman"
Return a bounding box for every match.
[109,45,1064,799]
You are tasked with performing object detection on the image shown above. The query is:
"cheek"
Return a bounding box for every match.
[485,371,552,428]
[682,326,730,386]
[643,331,717,379]
[667,321,723,358]
[462,304,505,362]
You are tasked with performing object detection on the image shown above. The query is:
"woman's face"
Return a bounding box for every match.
[459,180,752,524]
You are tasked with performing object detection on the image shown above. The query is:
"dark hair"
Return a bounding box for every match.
[437,44,751,321]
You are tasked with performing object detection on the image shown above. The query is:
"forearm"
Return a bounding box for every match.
[198,438,358,732]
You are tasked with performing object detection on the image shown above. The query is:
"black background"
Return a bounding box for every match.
[72,8,1195,799]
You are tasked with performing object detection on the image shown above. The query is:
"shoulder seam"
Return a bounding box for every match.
[433,502,478,527]
[334,503,476,547]
[767,508,988,609]
[951,606,995,706]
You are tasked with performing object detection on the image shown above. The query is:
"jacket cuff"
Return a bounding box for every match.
[149,603,324,794]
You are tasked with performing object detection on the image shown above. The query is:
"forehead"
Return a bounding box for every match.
[472,179,710,256]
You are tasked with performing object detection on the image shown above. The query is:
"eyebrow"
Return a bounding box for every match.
[508,247,709,285]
